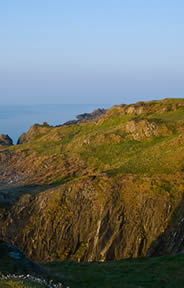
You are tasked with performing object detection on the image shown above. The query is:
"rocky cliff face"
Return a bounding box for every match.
[1,98,184,263]
[0,175,180,262]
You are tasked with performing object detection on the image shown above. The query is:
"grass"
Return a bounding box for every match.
[0,280,43,288]
[1,99,184,190]
[1,253,184,288]
[78,134,180,175]
[2,99,184,183]
[149,107,184,122]
[43,254,184,288]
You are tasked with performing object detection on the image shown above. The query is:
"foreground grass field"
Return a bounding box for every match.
[1,253,184,287]
[43,254,184,288]
[1,254,184,288]
[0,280,43,288]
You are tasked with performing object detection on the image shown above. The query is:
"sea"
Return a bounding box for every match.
[0,104,111,144]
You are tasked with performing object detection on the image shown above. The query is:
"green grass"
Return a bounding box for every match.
[44,254,184,288]
[79,134,180,175]
[0,280,43,288]
[2,253,184,287]
[162,98,184,104]
[149,108,184,122]
[2,98,184,181]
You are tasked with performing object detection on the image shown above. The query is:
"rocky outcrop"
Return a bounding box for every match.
[62,108,106,126]
[113,99,184,116]
[76,108,106,121]
[124,104,146,115]
[125,119,171,140]
[17,124,50,144]
[0,149,87,186]
[62,120,79,126]
[0,134,13,146]
[125,120,158,140]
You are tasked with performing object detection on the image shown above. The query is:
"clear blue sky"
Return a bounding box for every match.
[0,0,184,104]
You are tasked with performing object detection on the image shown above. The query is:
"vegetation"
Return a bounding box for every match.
[1,254,184,288]
[44,254,184,288]
[1,99,184,286]
[0,280,43,288]
[16,100,184,176]
[2,98,184,184]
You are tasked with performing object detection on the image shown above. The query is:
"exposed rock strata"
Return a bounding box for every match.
[0,175,182,262]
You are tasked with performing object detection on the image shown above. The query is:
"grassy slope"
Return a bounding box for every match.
[3,99,183,177]
[44,254,184,288]
[34,102,184,174]
[2,99,184,185]
[0,281,43,288]
[1,254,184,288]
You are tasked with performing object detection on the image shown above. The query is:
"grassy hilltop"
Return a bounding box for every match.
[2,98,184,182]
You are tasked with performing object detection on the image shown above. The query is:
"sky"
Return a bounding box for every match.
[0,0,184,105]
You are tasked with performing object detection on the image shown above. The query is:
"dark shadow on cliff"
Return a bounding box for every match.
[147,195,184,257]
[0,180,69,209]
[0,239,46,276]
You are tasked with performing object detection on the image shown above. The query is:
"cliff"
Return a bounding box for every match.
[1,98,184,262]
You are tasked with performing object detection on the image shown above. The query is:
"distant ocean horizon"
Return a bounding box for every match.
[0,104,111,144]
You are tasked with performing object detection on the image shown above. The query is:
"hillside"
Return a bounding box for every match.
[1,98,184,262]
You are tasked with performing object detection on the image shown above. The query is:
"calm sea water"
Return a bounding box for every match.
[0,104,110,144]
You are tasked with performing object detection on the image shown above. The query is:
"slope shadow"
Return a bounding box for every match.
[147,195,184,257]
[0,181,67,209]
[0,239,46,276]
